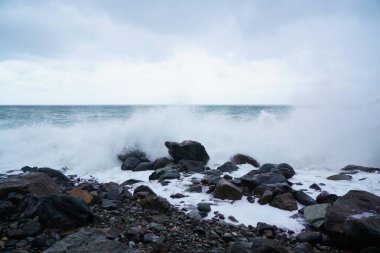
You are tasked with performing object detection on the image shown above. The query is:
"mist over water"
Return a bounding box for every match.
[0,105,379,176]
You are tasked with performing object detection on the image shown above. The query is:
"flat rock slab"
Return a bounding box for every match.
[304,203,331,228]
[43,227,141,253]
[0,172,60,198]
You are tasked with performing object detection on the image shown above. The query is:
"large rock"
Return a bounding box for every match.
[240,172,287,189]
[120,150,150,171]
[259,163,295,179]
[250,238,289,253]
[165,140,210,163]
[303,203,331,228]
[180,160,206,173]
[326,174,352,181]
[230,153,260,168]
[324,190,380,248]
[294,190,317,206]
[213,179,243,200]
[270,193,298,211]
[316,191,338,204]
[0,172,60,198]
[149,167,181,182]
[140,196,171,213]
[21,167,72,187]
[217,162,239,173]
[341,165,380,173]
[43,227,139,253]
[37,194,94,230]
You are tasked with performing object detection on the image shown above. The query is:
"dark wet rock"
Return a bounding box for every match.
[6,228,28,239]
[67,187,94,204]
[216,162,239,173]
[213,179,243,200]
[294,242,314,253]
[341,165,380,173]
[0,200,16,220]
[133,162,155,171]
[120,149,150,170]
[22,167,72,187]
[225,241,249,253]
[296,231,322,244]
[327,174,352,181]
[186,184,202,193]
[254,182,292,197]
[241,172,287,190]
[247,195,255,203]
[256,222,276,236]
[324,190,380,248]
[316,191,338,204]
[180,160,206,173]
[165,140,210,163]
[259,163,295,179]
[153,157,172,169]
[0,172,60,198]
[120,187,132,199]
[303,203,331,228]
[270,193,298,211]
[43,227,137,253]
[37,194,94,230]
[121,179,143,186]
[250,237,289,253]
[197,203,211,212]
[133,185,156,196]
[21,221,41,236]
[258,190,273,205]
[230,153,260,167]
[294,190,317,206]
[100,198,117,210]
[187,210,202,222]
[170,193,188,198]
[149,167,181,181]
[309,183,321,191]
[141,196,170,213]
[202,170,222,185]
[101,182,122,200]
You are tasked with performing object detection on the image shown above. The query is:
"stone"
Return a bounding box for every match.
[180,160,206,173]
[67,187,93,204]
[216,162,239,173]
[0,201,16,220]
[316,191,338,204]
[303,203,331,228]
[240,172,287,189]
[230,154,260,167]
[120,149,150,170]
[153,157,172,169]
[270,193,298,211]
[294,242,314,253]
[100,199,117,210]
[326,174,352,181]
[133,185,156,196]
[37,194,94,230]
[296,231,322,244]
[341,165,380,173]
[258,190,273,205]
[187,210,202,222]
[186,184,202,193]
[256,222,276,236]
[213,179,243,200]
[324,190,380,248]
[294,191,317,206]
[43,227,138,253]
[165,140,210,163]
[197,203,211,212]
[259,163,295,179]
[149,167,181,181]
[133,162,155,171]
[121,179,143,186]
[0,172,60,198]
[258,163,277,173]
[170,193,187,198]
[140,196,170,213]
[309,183,321,191]
[21,221,41,236]
[250,238,289,253]
[225,241,249,253]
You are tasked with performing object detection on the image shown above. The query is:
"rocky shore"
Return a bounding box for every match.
[1,140,379,253]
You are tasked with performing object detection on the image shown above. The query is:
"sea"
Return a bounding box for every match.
[1,104,379,230]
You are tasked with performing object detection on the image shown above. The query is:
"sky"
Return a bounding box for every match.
[0,0,379,105]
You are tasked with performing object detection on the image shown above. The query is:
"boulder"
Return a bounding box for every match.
[326,174,352,181]
[303,203,331,228]
[197,203,211,212]
[258,190,273,205]
[316,191,338,204]
[0,172,60,198]
[341,165,380,173]
[140,196,171,213]
[213,179,243,201]
[37,194,94,230]
[296,231,322,244]
[250,238,289,253]
[230,154,260,167]
[133,162,155,171]
[270,193,298,211]
[43,227,138,253]
[120,149,150,170]
[22,167,72,187]
[67,187,93,204]
[294,191,317,206]
[149,167,181,182]
[240,171,286,190]
[153,157,172,169]
[259,163,295,179]
[133,185,156,196]
[217,162,239,173]
[165,140,210,163]
[180,160,206,173]
[324,190,380,248]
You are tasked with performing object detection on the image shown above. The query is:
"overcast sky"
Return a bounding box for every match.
[0,0,379,105]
